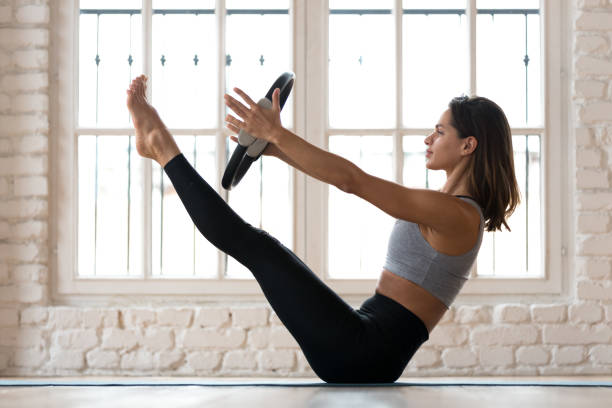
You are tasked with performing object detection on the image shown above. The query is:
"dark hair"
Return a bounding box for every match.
[448,95,520,232]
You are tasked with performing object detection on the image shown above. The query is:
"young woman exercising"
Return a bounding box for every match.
[126,74,520,383]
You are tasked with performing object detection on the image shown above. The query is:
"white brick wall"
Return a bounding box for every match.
[1,0,612,379]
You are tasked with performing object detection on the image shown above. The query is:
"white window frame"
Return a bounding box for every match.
[50,0,570,302]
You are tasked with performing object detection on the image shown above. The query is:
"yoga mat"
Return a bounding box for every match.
[1,378,612,387]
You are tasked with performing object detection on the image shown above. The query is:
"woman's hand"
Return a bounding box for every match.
[224,87,284,144]
[227,134,280,158]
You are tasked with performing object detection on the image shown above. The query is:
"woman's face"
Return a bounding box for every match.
[424,109,473,172]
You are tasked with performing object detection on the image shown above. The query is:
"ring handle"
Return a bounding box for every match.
[222,72,295,190]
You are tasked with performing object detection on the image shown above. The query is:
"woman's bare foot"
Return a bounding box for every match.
[126,75,180,167]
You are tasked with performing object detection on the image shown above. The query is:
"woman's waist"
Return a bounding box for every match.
[375,269,449,334]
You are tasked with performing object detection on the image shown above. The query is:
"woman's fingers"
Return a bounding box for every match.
[272,88,280,112]
[233,87,256,107]
[226,122,241,135]
[225,114,245,131]
[224,94,249,119]
[225,121,238,132]
[225,115,246,133]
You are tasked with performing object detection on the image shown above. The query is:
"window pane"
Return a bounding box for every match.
[78,136,96,276]
[152,10,217,128]
[402,136,445,190]
[526,135,541,276]
[78,135,142,277]
[152,136,218,278]
[329,7,395,128]
[226,155,292,279]
[79,13,98,127]
[476,9,542,126]
[328,136,395,279]
[225,9,293,129]
[403,7,468,127]
[477,134,541,277]
[79,8,142,127]
[194,137,220,279]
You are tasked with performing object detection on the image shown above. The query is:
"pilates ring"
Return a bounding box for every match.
[222,71,295,190]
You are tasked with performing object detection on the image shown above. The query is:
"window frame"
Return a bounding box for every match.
[50,0,569,301]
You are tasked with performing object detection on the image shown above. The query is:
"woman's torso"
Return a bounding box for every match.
[375,197,482,334]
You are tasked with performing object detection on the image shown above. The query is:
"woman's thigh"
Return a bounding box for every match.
[237,227,367,355]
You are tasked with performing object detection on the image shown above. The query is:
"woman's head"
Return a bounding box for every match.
[425,96,520,232]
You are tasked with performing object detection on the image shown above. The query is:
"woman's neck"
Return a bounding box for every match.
[441,159,471,197]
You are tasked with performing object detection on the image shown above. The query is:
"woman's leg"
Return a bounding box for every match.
[163,154,365,366]
[127,76,366,382]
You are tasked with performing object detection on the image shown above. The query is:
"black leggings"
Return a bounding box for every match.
[164,153,429,383]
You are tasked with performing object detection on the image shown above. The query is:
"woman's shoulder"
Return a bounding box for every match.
[419,195,481,256]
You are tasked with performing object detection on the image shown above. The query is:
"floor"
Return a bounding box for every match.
[1,377,612,408]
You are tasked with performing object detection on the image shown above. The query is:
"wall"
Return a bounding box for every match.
[1,0,611,377]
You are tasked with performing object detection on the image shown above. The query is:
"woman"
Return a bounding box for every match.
[126,74,520,383]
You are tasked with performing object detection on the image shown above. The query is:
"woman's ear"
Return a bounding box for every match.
[463,136,478,155]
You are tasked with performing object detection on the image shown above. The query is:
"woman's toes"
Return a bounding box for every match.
[137,82,146,98]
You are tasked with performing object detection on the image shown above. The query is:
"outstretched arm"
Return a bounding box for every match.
[224,86,473,232]
[224,87,359,192]
[273,128,359,192]
[258,140,309,176]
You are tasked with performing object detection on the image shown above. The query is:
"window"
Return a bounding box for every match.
[53,0,567,299]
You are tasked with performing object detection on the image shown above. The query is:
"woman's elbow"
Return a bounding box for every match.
[337,180,352,193]
[340,164,364,195]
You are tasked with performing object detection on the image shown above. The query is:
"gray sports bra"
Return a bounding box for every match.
[382,196,484,308]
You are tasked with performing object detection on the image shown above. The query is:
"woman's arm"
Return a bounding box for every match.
[273,129,474,235]
[224,88,360,191]
[273,128,360,192]
[224,88,472,233]
[262,142,309,176]
[230,135,310,177]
